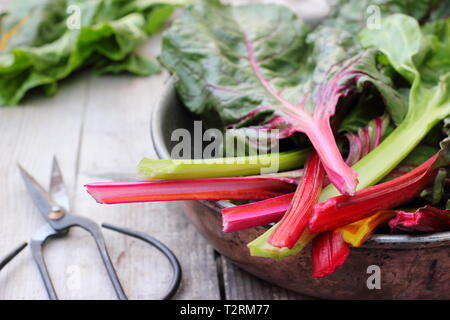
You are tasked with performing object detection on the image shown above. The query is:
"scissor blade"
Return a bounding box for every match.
[18,164,56,222]
[49,157,69,211]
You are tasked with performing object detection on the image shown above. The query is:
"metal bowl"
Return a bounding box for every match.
[151,80,450,299]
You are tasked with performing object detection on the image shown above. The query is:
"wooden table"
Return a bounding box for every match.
[0,0,326,300]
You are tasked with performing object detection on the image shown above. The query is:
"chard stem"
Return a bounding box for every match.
[138,150,308,179]
[307,123,358,196]
[85,177,297,204]
[268,153,325,248]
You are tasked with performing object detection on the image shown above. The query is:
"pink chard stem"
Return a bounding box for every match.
[85,177,296,204]
[312,231,350,278]
[306,124,357,196]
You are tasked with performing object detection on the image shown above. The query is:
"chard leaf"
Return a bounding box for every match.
[160,0,313,125]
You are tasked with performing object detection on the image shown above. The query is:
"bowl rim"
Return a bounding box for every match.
[150,79,450,247]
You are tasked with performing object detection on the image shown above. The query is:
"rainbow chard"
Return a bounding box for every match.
[330,122,449,244]
[220,115,390,235]
[247,115,391,257]
[344,115,390,166]
[337,211,396,247]
[312,231,350,278]
[160,0,407,195]
[85,176,297,204]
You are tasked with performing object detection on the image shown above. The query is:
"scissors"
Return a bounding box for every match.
[0,157,181,300]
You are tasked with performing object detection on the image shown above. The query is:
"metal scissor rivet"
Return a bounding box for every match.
[48,206,64,220]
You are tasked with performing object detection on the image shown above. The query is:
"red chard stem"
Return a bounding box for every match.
[268,152,326,248]
[312,231,350,278]
[85,177,297,204]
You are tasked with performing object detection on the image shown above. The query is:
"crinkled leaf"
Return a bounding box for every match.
[0,0,186,106]
[95,53,160,76]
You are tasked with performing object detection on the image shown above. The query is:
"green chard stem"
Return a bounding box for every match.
[138,150,308,180]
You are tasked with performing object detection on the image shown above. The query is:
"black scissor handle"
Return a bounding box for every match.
[102,223,182,300]
[31,215,127,300]
[30,217,181,300]
[0,242,28,272]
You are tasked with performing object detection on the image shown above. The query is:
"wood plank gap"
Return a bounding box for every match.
[214,250,226,300]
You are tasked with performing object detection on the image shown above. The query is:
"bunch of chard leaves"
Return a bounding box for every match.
[0,0,190,106]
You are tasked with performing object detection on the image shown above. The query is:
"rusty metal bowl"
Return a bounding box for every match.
[150,80,450,299]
